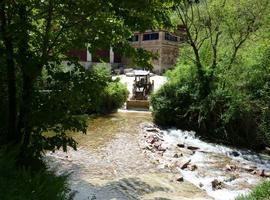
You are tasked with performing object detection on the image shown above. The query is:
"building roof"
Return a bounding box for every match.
[134,70,150,76]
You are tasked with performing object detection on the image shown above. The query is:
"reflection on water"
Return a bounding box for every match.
[71,111,152,150]
[45,111,210,200]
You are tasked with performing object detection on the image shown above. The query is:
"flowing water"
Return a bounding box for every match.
[45,111,270,200]
[141,128,270,200]
[45,111,210,200]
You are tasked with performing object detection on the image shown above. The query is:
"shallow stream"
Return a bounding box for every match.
[45,111,270,200]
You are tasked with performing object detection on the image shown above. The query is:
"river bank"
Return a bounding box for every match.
[45,112,211,200]
[139,123,270,200]
[44,111,270,200]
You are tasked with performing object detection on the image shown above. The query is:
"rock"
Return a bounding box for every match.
[262,147,270,155]
[140,122,154,129]
[177,144,185,148]
[211,179,224,190]
[180,148,195,156]
[188,164,198,171]
[243,165,257,172]
[176,176,184,182]
[251,170,258,175]
[224,175,237,182]
[154,141,162,149]
[199,183,204,188]
[145,127,160,133]
[149,139,156,144]
[229,151,240,157]
[187,146,200,151]
[180,159,191,170]
[173,153,179,158]
[157,145,166,152]
[173,153,183,158]
[225,164,237,171]
[260,170,270,178]
[265,147,270,154]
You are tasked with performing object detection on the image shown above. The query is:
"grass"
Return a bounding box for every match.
[0,146,73,200]
[236,181,270,200]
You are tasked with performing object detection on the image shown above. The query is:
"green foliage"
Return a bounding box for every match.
[0,0,177,161]
[100,80,129,113]
[24,63,128,158]
[0,147,73,200]
[152,0,270,149]
[152,46,270,149]
[236,181,270,200]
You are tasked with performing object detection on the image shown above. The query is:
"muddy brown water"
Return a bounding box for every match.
[45,111,211,200]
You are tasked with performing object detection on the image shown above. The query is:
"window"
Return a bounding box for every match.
[143,33,159,41]
[165,32,178,42]
[128,35,139,42]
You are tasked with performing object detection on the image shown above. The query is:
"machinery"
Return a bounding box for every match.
[126,70,154,110]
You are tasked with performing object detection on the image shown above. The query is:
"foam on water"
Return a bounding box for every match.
[160,128,270,200]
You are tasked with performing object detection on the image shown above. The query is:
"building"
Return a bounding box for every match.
[68,26,186,74]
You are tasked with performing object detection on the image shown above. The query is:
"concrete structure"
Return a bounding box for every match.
[122,29,185,73]
[68,27,186,74]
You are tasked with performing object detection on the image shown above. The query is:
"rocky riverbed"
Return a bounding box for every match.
[139,122,270,200]
[45,112,211,200]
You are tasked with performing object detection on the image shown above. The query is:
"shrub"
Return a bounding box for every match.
[236,181,270,200]
[101,80,129,113]
[151,58,270,149]
[19,63,128,158]
[0,147,73,200]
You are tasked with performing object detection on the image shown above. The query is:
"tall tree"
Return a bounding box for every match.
[0,0,176,159]
[175,0,269,96]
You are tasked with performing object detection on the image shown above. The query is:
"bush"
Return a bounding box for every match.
[151,57,270,149]
[100,80,129,113]
[236,181,270,200]
[0,147,73,200]
[19,63,128,158]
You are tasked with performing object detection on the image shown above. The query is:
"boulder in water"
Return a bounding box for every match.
[262,147,270,155]
[145,127,160,133]
[177,143,185,148]
[188,164,198,171]
[260,169,270,178]
[180,159,191,170]
[187,146,200,151]
[225,164,237,171]
[211,179,224,190]
[229,151,240,157]
[157,145,166,152]
[140,122,154,129]
[176,175,184,182]
[243,166,257,173]
[173,153,183,158]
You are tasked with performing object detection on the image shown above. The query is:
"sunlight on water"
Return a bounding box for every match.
[45,112,210,200]
[45,111,270,200]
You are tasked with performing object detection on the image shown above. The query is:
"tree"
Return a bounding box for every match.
[175,0,269,97]
[0,0,176,161]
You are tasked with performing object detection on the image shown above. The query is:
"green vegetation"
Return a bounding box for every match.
[151,0,270,149]
[0,0,174,160]
[236,181,270,200]
[0,147,73,200]
[0,0,175,198]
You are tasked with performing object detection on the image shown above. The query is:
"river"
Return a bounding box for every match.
[45,111,270,200]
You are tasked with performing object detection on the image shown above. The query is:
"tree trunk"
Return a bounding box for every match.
[0,4,18,143]
[17,74,34,147]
